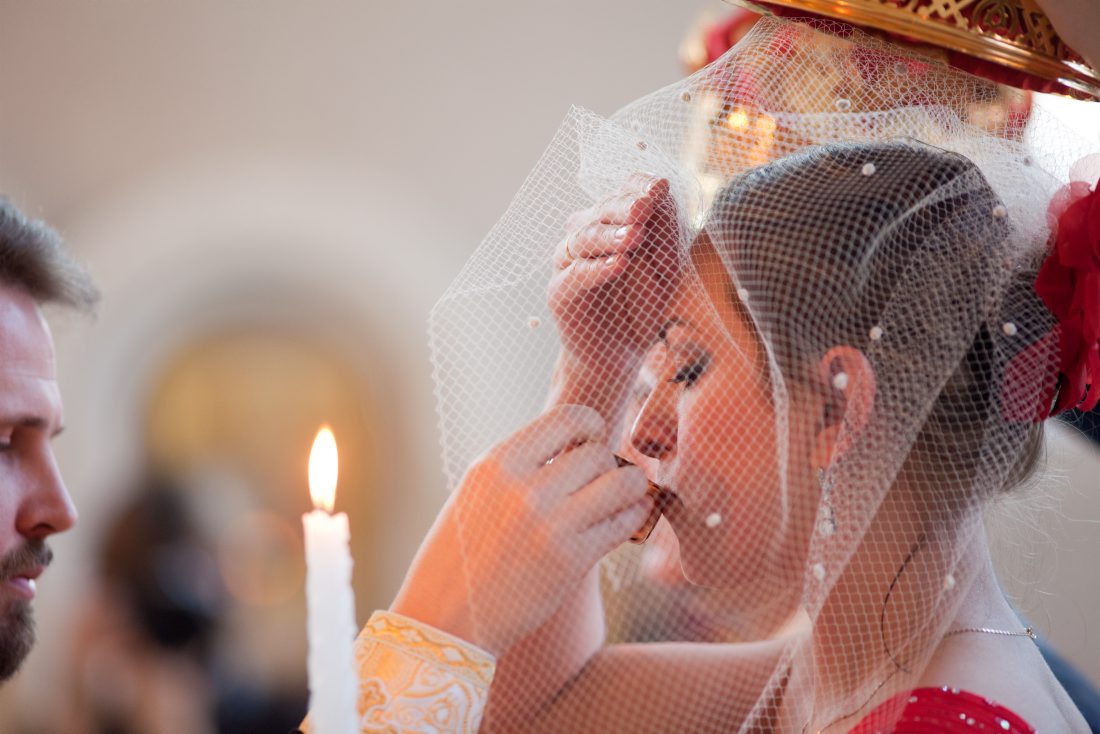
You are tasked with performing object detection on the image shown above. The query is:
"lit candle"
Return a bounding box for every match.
[303,426,359,734]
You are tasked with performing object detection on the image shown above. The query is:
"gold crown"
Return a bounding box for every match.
[729,0,1099,99]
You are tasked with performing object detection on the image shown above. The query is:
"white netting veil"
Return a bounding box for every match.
[426,17,1095,733]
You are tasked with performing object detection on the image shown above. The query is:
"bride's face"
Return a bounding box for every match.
[629,239,818,591]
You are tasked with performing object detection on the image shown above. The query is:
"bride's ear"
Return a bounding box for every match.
[810,345,876,468]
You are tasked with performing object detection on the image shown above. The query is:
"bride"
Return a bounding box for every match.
[306,16,1097,734]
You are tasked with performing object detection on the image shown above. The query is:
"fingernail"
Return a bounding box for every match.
[614,225,629,240]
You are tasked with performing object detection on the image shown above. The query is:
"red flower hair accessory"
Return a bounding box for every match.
[1033,155,1100,418]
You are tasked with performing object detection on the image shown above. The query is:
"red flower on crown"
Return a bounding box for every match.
[1033,156,1100,418]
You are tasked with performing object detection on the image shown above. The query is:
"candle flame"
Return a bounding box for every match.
[309,425,339,512]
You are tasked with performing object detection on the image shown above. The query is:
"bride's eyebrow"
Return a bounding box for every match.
[657,318,693,344]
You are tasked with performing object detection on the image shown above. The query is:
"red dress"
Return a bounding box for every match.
[849,686,1035,733]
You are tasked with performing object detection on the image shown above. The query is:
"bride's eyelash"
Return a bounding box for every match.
[669,353,711,387]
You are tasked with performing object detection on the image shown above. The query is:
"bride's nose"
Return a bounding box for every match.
[629,382,678,460]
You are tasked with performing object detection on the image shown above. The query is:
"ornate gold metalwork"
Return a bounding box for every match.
[730,0,1099,98]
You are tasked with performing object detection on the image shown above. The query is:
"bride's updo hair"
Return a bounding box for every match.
[706,140,1053,497]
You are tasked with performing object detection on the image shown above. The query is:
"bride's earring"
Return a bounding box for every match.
[816,467,837,537]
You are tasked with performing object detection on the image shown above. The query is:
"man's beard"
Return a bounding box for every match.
[0,541,52,681]
[0,599,34,680]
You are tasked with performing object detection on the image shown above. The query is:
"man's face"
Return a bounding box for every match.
[0,283,76,680]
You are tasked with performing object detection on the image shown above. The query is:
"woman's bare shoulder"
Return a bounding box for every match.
[918,637,1089,733]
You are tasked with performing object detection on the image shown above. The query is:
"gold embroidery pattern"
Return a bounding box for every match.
[737,0,1100,98]
[350,611,496,734]
[362,611,496,687]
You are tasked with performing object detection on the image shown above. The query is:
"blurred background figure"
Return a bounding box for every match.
[56,475,226,734]
[0,2,1096,732]
[55,473,309,734]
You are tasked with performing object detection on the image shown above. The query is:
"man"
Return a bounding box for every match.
[0,197,97,681]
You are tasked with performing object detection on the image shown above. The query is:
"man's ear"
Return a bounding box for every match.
[811,345,876,469]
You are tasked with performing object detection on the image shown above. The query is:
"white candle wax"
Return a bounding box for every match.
[304,508,359,734]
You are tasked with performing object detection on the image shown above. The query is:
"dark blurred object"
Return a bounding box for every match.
[54,474,226,734]
[1063,407,1100,445]
[99,476,225,658]
[56,473,309,734]
[214,677,308,734]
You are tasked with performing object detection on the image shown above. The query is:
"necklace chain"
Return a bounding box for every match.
[943,625,1036,640]
[805,626,1036,733]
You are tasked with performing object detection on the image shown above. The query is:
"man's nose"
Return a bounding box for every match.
[17,451,77,539]
[629,383,678,460]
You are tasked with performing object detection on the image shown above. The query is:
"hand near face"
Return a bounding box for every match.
[391,405,653,657]
[549,174,680,375]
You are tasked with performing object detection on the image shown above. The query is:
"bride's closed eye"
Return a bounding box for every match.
[669,352,711,387]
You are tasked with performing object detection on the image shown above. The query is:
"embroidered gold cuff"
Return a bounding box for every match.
[361,610,496,688]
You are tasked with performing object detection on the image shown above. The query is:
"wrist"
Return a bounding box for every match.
[390,516,496,653]
[390,582,491,654]
[390,564,507,656]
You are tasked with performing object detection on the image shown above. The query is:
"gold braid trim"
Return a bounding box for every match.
[362,611,496,688]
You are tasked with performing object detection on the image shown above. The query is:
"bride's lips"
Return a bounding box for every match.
[3,565,43,600]
[615,455,682,543]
